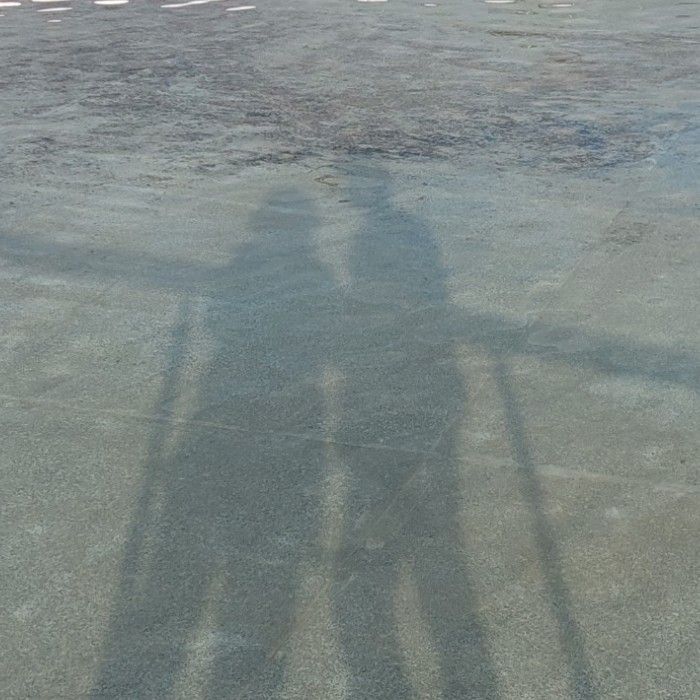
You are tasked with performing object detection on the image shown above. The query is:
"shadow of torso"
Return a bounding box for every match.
[91,189,340,698]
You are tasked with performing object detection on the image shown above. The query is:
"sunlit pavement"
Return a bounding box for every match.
[1,1,699,698]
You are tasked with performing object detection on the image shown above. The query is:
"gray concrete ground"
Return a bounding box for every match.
[1,0,699,698]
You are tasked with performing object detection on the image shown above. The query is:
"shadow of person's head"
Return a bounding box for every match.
[342,159,447,306]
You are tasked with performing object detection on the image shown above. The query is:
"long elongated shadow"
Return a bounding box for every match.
[331,161,498,698]
[89,188,334,697]
[493,353,597,700]
[2,228,697,397]
[90,297,195,697]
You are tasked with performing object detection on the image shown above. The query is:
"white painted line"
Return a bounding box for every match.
[0,2,21,7]
[226,4,255,10]
[162,0,226,7]
[38,5,71,9]
[94,0,129,5]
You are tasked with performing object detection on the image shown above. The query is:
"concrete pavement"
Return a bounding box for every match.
[1,1,698,697]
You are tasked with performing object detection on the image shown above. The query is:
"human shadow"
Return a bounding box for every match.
[326,162,500,698]
[329,161,596,699]
[90,189,340,698]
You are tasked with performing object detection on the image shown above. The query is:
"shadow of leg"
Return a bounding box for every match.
[493,355,597,700]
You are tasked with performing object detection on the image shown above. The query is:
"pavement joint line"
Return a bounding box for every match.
[2,392,697,495]
[0,392,437,459]
[524,201,631,328]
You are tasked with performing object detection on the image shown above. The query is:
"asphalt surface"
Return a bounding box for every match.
[1,1,699,698]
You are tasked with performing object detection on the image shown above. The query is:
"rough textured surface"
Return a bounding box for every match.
[1,1,698,698]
